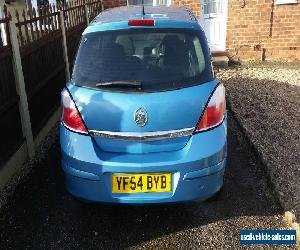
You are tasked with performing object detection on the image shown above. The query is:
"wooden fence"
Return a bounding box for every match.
[0,0,103,167]
[0,11,24,166]
[14,5,65,136]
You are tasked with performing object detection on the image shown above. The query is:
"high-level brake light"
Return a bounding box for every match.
[128,19,155,26]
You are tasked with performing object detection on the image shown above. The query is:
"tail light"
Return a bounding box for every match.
[61,88,88,134]
[195,84,225,132]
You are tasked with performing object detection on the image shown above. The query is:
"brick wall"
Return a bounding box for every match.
[172,0,201,18]
[226,0,300,61]
[174,0,300,61]
[102,0,300,61]
[102,0,127,9]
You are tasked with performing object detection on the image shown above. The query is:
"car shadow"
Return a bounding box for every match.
[0,110,286,249]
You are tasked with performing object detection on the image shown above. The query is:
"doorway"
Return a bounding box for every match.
[201,0,228,52]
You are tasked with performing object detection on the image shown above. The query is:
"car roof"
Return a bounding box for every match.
[85,6,202,33]
[92,6,197,24]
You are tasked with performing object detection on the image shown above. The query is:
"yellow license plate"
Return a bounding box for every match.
[112,173,172,193]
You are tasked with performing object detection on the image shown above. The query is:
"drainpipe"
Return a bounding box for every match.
[261,48,266,61]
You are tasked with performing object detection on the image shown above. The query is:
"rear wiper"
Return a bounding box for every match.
[95,81,142,89]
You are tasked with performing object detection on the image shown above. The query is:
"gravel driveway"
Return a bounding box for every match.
[218,63,300,222]
[0,113,293,249]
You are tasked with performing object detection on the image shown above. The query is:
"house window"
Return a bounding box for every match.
[203,0,223,15]
[127,0,171,6]
[275,0,298,5]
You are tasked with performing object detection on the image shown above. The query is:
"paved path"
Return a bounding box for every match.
[0,113,293,249]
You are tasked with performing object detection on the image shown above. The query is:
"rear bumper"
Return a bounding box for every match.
[63,159,225,204]
[60,119,227,204]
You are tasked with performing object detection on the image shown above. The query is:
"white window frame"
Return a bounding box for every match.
[153,0,171,6]
[127,0,171,6]
[275,0,298,5]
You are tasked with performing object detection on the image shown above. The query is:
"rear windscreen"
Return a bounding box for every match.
[72,28,213,92]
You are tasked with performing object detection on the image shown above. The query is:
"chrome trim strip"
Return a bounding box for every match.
[89,127,195,142]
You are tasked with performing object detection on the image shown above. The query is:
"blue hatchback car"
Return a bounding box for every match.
[60,6,227,204]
